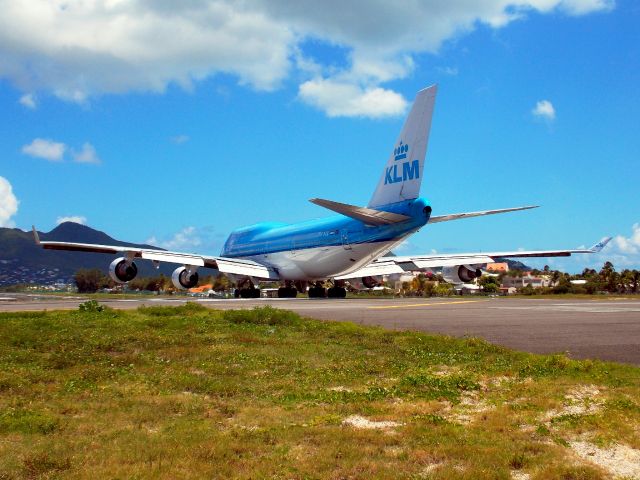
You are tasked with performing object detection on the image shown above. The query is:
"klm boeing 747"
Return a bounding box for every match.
[33,85,610,298]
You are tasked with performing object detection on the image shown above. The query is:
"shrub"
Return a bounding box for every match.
[78,300,105,312]
[223,306,301,326]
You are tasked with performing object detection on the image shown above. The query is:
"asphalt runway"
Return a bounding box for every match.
[1,294,639,365]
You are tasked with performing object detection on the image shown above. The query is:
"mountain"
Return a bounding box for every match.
[0,222,173,286]
[499,258,532,271]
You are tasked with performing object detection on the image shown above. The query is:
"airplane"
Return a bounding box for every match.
[32,85,611,299]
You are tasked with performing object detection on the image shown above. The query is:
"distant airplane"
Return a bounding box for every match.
[33,85,611,298]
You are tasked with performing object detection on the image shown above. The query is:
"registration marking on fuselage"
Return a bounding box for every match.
[368,299,487,310]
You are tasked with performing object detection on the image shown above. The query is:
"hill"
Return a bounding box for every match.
[0,222,172,286]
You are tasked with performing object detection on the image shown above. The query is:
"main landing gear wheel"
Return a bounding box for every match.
[327,286,347,298]
[277,287,297,298]
[236,287,260,298]
[308,286,327,298]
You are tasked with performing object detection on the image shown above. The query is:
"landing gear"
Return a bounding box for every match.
[234,278,260,298]
[277,287,297,298]
[327,286,347,298]
[277,281,298,298]
[308,282,326,298]
[328,279,346,298]
[235,287,260,298]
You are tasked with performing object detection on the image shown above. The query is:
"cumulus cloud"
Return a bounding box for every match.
[147,226,202,252]
[19,93,36,109]
[22,138,101,164]
[532,100,556,121]
[0,1,613,117]
[56,215,87,225]
[612,223,640,255]
[0,176,19,227]
[299,79,408,118]
[21,138,66,161]
[72,142,101,164]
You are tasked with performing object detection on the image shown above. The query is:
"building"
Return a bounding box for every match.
[486,262,509,273]
[502,273,552,289]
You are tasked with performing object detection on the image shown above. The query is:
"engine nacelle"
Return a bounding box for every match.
[442,265,482,284]
[172,266,199,290]
[109,257,138,283]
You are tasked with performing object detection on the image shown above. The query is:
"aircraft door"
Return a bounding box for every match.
[341,230,352,250]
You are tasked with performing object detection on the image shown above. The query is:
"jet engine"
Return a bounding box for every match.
[109,257,138,283]
[442,265,482,284]
[172,266,199,290]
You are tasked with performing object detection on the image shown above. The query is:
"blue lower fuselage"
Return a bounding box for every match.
[220,198,432,281]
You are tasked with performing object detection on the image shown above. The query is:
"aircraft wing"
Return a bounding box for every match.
[335,237,612,279]
[32,227,279,280]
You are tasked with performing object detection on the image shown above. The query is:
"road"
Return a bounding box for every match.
[1,294,639,365]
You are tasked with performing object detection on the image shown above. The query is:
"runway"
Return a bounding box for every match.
[1,294,639,365]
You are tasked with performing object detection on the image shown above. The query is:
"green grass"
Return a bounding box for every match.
[0,304,638,479]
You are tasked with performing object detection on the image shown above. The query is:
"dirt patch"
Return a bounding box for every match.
[510,471,531,480]
[328,386,352,392]
[540,385,603,422]
[569,441,640,479]
[342,415,402,430]
[445,391,494,424]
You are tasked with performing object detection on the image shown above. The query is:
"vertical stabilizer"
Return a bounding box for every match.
[368,85,437,208]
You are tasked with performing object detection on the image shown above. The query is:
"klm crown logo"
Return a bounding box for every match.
[385,140,419,185]
[394,141,408,161]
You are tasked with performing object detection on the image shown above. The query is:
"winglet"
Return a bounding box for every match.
[590,237,612,252]
[32,225,41,245]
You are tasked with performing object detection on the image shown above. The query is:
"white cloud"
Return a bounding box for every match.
[0,177,19,227]
[147,226,202,252]
[612,223,640,255]
[0,1,613,117]
[170,135,190,145]
[557,0,615,15]
[56,215,87,225]
[21,138,66,161]
[299,79,408,118]
[532,99,556,121]
[437,66,459,76]
[19,93,36,109]
[72,142,101,164]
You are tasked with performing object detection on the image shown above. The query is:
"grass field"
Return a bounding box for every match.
[0,303,639,479]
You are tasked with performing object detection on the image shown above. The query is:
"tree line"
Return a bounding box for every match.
[72,261,640,295]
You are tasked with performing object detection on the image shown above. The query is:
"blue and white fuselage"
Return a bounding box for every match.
[221,198,431,281]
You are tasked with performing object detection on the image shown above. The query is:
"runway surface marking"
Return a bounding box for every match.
[493,302,640,313]
[368,299,486,309]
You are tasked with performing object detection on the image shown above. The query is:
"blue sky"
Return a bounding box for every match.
[1,0,638,272]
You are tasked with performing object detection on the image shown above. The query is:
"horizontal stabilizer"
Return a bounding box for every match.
[428,205,539,224]
[310,198,410,226]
